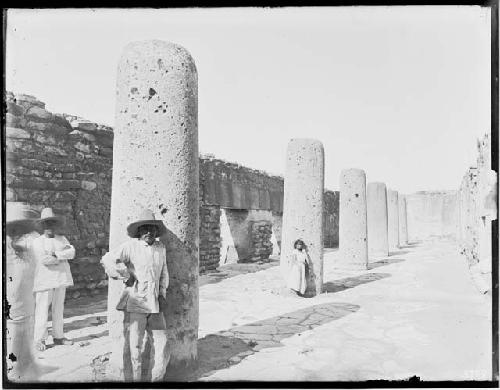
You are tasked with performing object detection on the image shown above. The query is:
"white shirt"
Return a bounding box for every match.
[6,232,39,320]
[101,239,169,314]
[32,235,75,292]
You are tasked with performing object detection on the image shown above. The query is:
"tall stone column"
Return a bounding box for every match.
[398,194,408,246]
[281,139,324,296]
[387,189,400,251]
[338,169,368,269]
[108,40,198,380]
[367,182,389,259]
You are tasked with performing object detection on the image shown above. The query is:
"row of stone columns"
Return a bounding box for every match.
[107,39,411,381]
[280,139,410,292]
[337,171,408,270]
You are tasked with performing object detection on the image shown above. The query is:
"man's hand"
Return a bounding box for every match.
[42,255,59,265]
[115,263,130,280]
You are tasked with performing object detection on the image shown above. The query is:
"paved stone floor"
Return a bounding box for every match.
[30,239,492,382]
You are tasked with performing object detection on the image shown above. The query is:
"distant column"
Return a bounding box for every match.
[387,189,400,251]
[398,195,408,246]
[338,169,368,269]
[367,182,389,258]
[281,139,324,296]
[108,40,199,380]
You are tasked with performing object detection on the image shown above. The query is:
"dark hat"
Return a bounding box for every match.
[127,209,166,238]
[6,202,39,235]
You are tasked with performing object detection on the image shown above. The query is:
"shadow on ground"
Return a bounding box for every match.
[200,258,280,287]
[367,258,405,270]
[323,273,391,294]
[61,315,107,333]
[169,301,360,381]
[389,250,410,256]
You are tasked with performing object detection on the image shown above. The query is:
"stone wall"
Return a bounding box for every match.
[406,191,458,243]
[323,190,340,248]
[5,92,113,299]
[198,205,222,273]
[456,134,497,294]
[6,92,341,295]
[248,221,273,262]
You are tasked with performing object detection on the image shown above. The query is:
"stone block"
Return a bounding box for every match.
[26,106,52,121]
[6,101,24,116]
[338,169,368,270]
[71,119,97,132]
[387,189,400,250]
[5,113,21,127]
[81,180,97,191]
[69,130,97,142]
[367,182,389,258]
[73,142,91,153]
[281,138,324,296]
[398,195,408,245]
[15,93,45,109]
[6,126,31,140]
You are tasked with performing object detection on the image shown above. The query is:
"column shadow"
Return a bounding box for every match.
[367,258,405,270]
[389,250,410,256]
[322,272,391,294]
[199,258,280,287]
[168,301,360,381]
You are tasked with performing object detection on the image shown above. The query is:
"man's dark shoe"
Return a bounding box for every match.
[53,338,74,346]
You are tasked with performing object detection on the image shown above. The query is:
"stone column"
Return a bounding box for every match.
[387,189,400,251]
[281,139,324,296]
[338,169,368,269]
[108,40,198,381]
[367,182,389,259]
[398,194,408,246]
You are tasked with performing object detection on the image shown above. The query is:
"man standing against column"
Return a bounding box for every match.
[32,207,75,351]
[101,209,170,382]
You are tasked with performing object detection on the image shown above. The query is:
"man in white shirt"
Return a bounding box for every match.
[32,208,76,351]
[101,209,169,382]
[6,202,40,382]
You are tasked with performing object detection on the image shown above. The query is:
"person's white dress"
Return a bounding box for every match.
[287,249,308,295]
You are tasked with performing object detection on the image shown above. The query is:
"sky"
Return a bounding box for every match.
[5,7,491,193]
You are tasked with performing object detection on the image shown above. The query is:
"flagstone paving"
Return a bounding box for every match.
[24,239,491,383]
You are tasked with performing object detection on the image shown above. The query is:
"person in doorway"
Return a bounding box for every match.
[6,202,40,382]
[287,239,311,296]
[32,208,76,351]
[101,208,170,382]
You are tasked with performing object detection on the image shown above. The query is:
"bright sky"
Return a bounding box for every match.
[6,7,491,193]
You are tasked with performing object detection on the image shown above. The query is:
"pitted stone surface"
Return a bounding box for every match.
[108,40,198,379]
[367,182,389,258]
[281,139,324,296]
[398,195,408,245]
[387,189,400,251]
[338,169,368,270]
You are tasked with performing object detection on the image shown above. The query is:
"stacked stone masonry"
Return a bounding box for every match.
[5,92,113,300]
[6,92,339,299]
[456,134,497,294]
[248,221,274,261]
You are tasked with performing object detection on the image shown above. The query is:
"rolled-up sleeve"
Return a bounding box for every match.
[159,248,169,298]
[54,236,76,260]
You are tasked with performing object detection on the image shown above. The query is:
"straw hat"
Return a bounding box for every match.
[6,202,39,234]
[38,207,65,228]
[127,209,166,238]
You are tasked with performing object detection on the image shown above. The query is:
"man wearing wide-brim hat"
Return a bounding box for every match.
[5,202,40,382]
[32,207,76,351]
[101,208,169,382]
